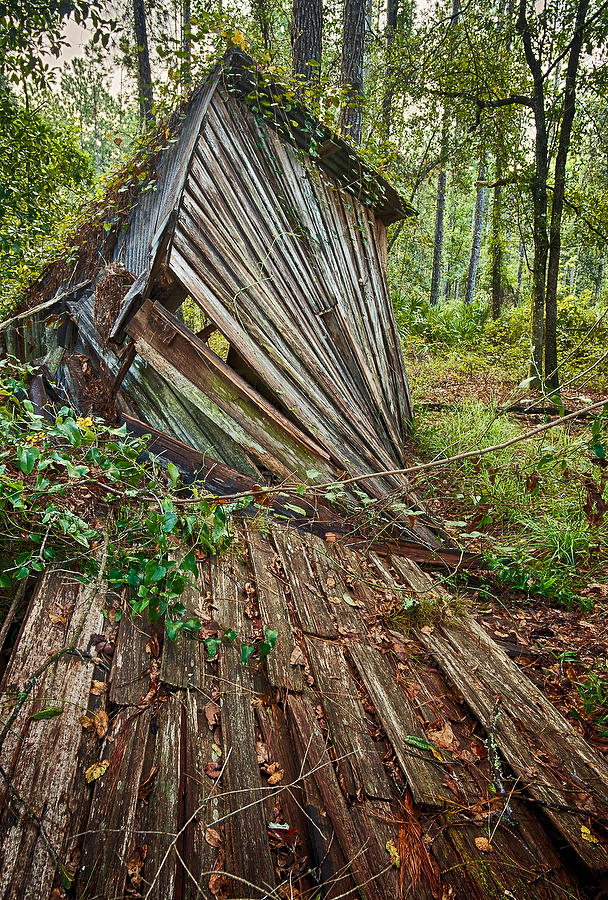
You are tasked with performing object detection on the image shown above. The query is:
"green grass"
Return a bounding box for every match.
[412,400,608,609]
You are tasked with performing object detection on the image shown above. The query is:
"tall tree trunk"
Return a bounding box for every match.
[544,0,590,391]
[382,0,399,131]
[133,0,154,125]
[430,163,447,306]
[429,0,459,304]
[465,155,487,305]
[517,0,548,388]
[292,0,323,82]
[253,0,273,53]
[182,0,191,86]
[596,256,604,303]
[515,241,524,306]
[340,0,366,143]
[491,154,504,319]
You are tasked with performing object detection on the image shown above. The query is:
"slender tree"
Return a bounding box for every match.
[491,155,504,319]
[465,155,487,304]
[382,0,399,131]
[340,0,366,143]
[292,0,323,82]
[429,153,447,306]
[429,0,460,306]
[133,0,154,124]
[543,0,590,388]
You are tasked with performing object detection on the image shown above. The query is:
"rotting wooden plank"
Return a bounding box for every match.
[348,642,454,807]
[350,798,434,900]
[254,701,315,860]
[0,567,106,898]
[109,612,155,706]
[182,689,228,900]
[137,693,183,898]
[303,534,368,635]
[287,692,395,900]
[212,555,276,895]
[245,525,303,692]
[77,707,153,898]
[303,635,393,800]
[286,706,359,899]
[160,560,210,690]
[418,612,608,870]
[434,806,581,900]
[272,529,338,638]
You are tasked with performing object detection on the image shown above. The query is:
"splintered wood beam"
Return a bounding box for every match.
[125,299,340,481]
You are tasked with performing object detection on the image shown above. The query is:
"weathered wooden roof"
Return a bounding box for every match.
[223,50,415,226]
[1,523,607,898]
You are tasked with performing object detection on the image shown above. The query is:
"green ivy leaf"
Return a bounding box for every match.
[241,644,255,666]
[31,705,63,720]
[18,445,39,474]
[180,548,198,578]
[165,620,183,641]
[264,628,278,650]
[168,462,179,486]
[205,637,221,659]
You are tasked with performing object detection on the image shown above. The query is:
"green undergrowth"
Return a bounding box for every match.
[412,400,608,611]
[395,293,608,391]
[0,358,276,662]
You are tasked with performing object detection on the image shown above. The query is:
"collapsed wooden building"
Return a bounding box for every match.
[1,51,608,899]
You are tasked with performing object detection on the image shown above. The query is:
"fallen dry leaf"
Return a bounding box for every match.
[85,759,109,783]
[94,710,109,739]
[325,532,337,544]
[205,761,222,780]
[474,836,493,853]
[48,612,66,627]
[289,646,306,667]
[127,844,147,890]
[265,761,285,785]
[138,765,159,802]
[255,740,269,765]
[90,680,107,696]
[427,721,457,750]
[205,701,220,729]
[205,827,222,848]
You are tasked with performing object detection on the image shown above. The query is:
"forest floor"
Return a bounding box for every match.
[405,345,608,755]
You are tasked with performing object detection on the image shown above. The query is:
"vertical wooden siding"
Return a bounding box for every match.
[168,88,412,485]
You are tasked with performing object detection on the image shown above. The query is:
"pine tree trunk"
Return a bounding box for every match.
[182,0,191,85]
[133,0,154,125]
[491,156,504,319]
[341,0,366,143]
[382,0,399,131]
[253,0,273,52]
[292,0,323,82]
[517,0,547,388]
[515,241,524,306]
[465,156,487,305]
[430,166,447,306]
[544,0,589,391]
[596,257,604,303]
